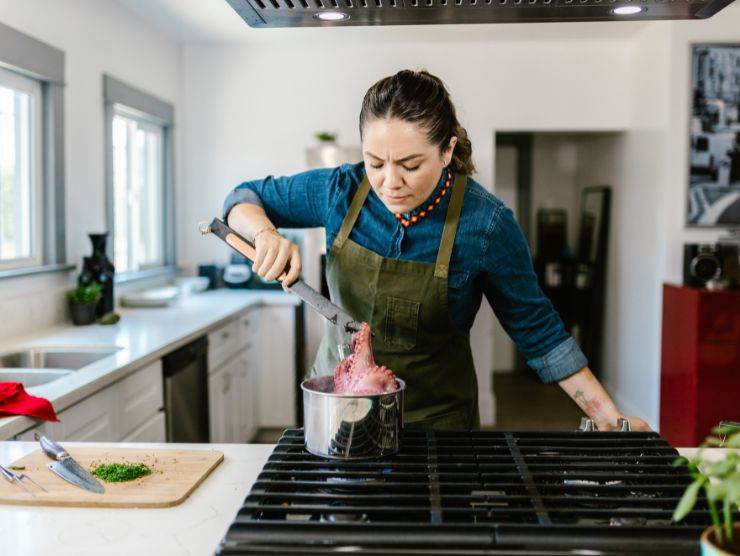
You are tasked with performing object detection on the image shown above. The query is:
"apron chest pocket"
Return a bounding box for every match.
[384,296,420,351]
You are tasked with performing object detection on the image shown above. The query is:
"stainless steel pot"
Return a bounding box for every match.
[301,376,405,460]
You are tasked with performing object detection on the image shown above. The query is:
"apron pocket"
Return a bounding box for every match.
[384,296,420,351]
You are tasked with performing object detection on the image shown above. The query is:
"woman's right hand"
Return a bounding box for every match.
[252,230,302,288]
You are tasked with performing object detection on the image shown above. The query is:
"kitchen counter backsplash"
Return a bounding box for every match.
[0,270,77,341]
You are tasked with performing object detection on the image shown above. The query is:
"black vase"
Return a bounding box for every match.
[79,233,115,318]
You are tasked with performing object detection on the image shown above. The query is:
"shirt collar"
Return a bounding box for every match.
[400,168,450,219]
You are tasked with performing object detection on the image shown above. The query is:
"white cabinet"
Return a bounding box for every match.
[55,387,117,441]
[121,411,166,442]
[117,360,163,438]
[208,357,240,443]
[208,308,264,443]
[13,422,51,441]
[13,361,164,443]
[256,305,296,428]
[208,319,241,372]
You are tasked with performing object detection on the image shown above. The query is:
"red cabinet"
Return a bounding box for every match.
[660,284,740,447]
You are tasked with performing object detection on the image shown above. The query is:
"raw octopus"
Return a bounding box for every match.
[333,322,399,395]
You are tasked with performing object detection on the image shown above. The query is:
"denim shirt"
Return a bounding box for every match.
[223,162,587,383]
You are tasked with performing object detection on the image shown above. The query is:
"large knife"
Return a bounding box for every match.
[40,436,105,494]
[199,218,361,334]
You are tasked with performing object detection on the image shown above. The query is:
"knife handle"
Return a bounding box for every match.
[40,436,68,461]
[201,218,292,283]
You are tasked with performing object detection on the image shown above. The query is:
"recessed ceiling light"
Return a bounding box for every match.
[613,5,643,14]
[314,11,350,21]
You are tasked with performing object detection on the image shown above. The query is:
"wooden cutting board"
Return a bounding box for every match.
[0,447,224,508]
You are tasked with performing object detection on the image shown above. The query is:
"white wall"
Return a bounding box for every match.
[177,7,740,428]
[179,37,635,266]
[0,0,181,339]
[179,32,634,426]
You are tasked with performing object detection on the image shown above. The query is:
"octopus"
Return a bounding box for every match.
[333,322,399,395]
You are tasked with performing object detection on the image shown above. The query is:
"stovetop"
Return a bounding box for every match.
[219,429,718,555]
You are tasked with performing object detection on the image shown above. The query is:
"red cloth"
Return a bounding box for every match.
[0,382,59,422]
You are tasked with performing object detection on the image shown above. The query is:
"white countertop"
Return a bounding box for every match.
[0,441,275,556]
[0,441,729,556]
[0,289,299,439]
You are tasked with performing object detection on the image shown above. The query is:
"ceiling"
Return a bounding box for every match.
[115,0,656,44]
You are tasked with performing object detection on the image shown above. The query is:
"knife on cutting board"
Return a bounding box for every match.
[200,218,362,335]
[40,436,105,494]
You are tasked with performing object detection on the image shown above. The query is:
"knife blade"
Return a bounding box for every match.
[200,218,362,334]
[40,436,104,494]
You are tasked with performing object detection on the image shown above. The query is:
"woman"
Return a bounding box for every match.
[224,69,650,432]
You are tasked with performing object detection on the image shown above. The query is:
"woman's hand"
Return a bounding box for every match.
[252,229,302,288]
[559,367,653,432]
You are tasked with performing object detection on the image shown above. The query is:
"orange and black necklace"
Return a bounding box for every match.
[395,170,453,228]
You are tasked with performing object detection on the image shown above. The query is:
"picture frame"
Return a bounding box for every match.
[687,43,740,227]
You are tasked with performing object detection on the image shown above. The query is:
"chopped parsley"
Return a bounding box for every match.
[91,462,152,483]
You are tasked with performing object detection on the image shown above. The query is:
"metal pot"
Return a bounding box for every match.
[301,376,405,460]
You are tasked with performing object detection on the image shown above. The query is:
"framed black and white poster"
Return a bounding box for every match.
[688,44,740,227]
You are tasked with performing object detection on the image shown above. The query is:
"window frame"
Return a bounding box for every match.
[103,74,175,282]
[0,21,69,280]
[0,67,43,270]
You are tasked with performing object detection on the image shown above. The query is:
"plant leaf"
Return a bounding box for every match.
[728,433,740,449]
[673,479,705,522]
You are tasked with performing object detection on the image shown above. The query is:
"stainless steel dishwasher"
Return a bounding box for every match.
[162,336,209,442]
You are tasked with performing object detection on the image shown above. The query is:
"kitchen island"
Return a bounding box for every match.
[0,440,728,556]
[0,441,274,556]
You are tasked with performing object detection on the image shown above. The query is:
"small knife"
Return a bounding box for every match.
[39,436,104,494]
[199,218,362,334]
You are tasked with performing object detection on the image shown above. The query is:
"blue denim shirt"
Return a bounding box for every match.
[223,162,587,383]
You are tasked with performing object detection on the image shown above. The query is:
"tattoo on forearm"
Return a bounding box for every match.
[573,389,603,419]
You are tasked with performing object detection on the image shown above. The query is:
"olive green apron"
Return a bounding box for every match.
[313,173,480,430]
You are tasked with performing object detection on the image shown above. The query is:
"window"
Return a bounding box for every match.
[0,67,42,269]
[104,75,175,279]
[0,20,67,279]
[111,110,165,273]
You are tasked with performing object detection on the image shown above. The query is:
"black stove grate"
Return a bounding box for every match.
[219,429,727,555]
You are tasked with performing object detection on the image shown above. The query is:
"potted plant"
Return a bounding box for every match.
[67,282,102,325]
[673,425,740,555]
[314,130,337,143]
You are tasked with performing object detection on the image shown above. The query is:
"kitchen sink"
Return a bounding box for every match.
[0,369,72,387]
[0,347,120,371]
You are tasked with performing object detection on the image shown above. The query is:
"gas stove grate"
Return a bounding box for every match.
[219,429,732,555]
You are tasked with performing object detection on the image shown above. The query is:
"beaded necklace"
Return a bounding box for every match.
[395,169,453,228]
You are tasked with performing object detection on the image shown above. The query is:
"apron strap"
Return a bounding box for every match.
[333,176,372,251]
[434,173,467,279]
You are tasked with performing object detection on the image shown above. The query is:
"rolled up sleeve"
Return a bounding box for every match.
[222,166,339,229]
[482,205,587,383]
[526,336,588,383]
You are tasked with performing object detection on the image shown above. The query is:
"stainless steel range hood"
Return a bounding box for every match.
[226,0,734,27]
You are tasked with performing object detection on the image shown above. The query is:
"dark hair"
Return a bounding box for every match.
[359,69,475,175]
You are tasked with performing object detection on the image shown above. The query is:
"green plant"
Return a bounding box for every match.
[67,282,102,305]
[314,131,337,142]
[673,425,740,549]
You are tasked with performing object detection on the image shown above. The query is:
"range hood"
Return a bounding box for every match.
[226,0,734,27]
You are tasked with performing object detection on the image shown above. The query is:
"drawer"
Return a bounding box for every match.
[121,411,166,443]
[57,387,116,441]
[14,422,50,441]
[698,292,740,342]
[208,319,241,371]
[117,360,164,438]
[238,310,258,348]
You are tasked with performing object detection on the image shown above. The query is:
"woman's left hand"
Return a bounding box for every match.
[596,415,653,432]
[622,415,652,432]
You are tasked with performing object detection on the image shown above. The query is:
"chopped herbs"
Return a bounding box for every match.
[91,462,152,483]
